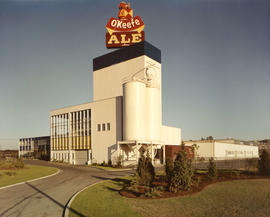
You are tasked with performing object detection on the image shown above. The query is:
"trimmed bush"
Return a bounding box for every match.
[14,159,24,168]
[165,157,174,183]
[258,150,270,175]
[169,144,194,192]
[136,153,155,186]
[100,160,106,166]
[108,159,112,167]
[207,157,217,180]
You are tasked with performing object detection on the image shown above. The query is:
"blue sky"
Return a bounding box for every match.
[0,0,269,149]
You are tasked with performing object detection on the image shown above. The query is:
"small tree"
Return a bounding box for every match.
[165,157,174,183]
[208,157,217,180]
[136,152,155,186]
[115,155,123,168]
[206,136,214,141]
[108,159,112,167]
[169,143,194,192]
[258,150,270,175]
[192,143,199,168]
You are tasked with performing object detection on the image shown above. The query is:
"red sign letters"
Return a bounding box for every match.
[105,2,145,48]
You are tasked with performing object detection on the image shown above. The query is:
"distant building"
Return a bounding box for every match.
[18,136,50,160]
[184,139,259,160]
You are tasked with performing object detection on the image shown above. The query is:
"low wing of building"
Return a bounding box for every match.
[184,139,259,160]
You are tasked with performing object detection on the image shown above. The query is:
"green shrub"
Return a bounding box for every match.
[143,186,161,198]
[5,171,16,176]
[169,144,194,192]
[165,157,174,183]
[14,159,24,168]
[192,175,201,188]
[258,150,270,175]
[246,158,258,173]
[136,153,155,186]
[108,159,112,167]
[207,157,217,180]
[115,155,123,168]
[232,170,240,179]
[100,160,106,166]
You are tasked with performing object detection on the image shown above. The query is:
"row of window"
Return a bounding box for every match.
[20,146,32,151]
[52,152,75,160]
[97,123,110,132]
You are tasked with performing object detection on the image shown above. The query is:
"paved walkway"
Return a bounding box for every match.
[0,160,134,217]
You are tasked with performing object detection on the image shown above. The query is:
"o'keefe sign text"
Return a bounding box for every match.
[105,2,145,48]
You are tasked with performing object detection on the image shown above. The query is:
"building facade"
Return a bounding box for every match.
[50,42,181,165]
[19,136,50,159]
[184,139,259,160]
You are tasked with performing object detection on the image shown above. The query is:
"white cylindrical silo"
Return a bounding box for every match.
[123,81,146,141]
[145,87,162,142]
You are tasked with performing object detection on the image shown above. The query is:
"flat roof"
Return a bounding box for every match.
[19,136,50,141]
[93,41,161,71]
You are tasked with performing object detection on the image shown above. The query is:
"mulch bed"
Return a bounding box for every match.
[120,171,269,199]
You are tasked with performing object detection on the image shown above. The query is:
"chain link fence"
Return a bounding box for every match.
[193,158,259,170]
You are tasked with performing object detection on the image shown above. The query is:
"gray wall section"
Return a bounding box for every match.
[75,150,88,165]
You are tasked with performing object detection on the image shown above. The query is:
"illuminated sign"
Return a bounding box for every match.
[106,2,145,48]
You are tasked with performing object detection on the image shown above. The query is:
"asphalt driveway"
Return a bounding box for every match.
[0,160,134,217]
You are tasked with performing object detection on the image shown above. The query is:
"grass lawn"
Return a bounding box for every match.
[70,177,270,217]
[0,164,58,188]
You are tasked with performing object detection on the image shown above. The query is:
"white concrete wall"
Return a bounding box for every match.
[214,142,259,159]
[161,125,181,145]
[185,141,259,159]
[91,97,122,164]
[93,55,161,101]
[185,141,214,158]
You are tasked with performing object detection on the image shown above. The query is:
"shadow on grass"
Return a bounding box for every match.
[103,178,132,193]
[91,175,112,181]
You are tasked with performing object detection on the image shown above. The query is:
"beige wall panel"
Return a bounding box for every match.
[93,55,161,101]
[92,97,122,164]
[214,142,259,159]
[161,125,181,145]
[185,141,214,158]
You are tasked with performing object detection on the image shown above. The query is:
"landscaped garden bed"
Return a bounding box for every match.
[120,170,268,199]
[120,146,270,199]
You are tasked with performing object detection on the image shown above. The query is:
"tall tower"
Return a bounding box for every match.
[93,41,162,143]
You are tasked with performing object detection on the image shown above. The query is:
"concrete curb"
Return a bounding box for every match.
[0,168,61,191]
[63,180,105,217]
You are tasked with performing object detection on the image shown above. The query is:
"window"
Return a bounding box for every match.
[107,123,110,131]
[97,124,101,131]
[102,123,106,131]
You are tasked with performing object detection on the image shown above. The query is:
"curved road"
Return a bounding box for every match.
[0,160,134,217]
